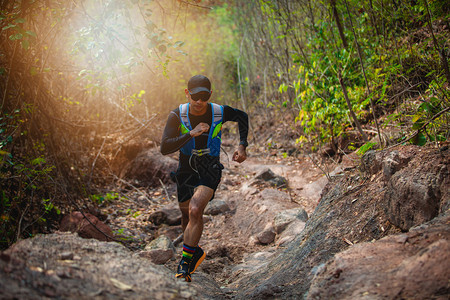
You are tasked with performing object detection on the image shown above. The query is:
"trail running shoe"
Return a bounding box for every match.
[175,259,192,282]
[188,246,206,274]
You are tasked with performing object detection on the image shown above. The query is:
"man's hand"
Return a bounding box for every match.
[190,122,210,137]
[232,144,247,163]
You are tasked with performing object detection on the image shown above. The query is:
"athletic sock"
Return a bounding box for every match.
[182,244,196,262]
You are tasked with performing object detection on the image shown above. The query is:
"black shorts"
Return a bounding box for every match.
[171,155,223,203]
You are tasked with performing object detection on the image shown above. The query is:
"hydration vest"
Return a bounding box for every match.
[178,103,223,157]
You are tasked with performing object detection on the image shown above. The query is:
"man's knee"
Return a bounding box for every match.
[189,204,203,221]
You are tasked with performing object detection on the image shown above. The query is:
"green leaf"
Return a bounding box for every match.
[21,39,29,50]
[25,30,36,37]
[411,113,422,123]
[174,41,184,47]
[9,33,23,40]
[30,66,38,76]
[413,132,427,146]
[31,157,46,165]
[2,24,16,31]
[429,97,439,106]
[0,150,10,156]
[14,18,25,24]
[435,134,446,142]
[356,142,377,156]
[419,102,432,113]
[412,120,424,130]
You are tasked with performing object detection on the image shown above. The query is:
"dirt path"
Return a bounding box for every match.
[101,149,337,290]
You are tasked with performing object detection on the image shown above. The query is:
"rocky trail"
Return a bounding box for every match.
[1,143,449,299]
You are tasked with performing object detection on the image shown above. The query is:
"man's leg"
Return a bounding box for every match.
[179,200,190,232]
[176,185,213,281]
[183,185,214,247]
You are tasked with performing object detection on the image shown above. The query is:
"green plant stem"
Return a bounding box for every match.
[343,0,382,147]
[338,70,369,142]
[423,0,450,84]
[385,106,450,150]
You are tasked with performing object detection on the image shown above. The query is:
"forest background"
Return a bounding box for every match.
[0,0,449,250]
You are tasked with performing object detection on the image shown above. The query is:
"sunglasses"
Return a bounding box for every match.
[190,92,211,102]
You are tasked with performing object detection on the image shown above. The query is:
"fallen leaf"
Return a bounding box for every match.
[30,266,44,272]
[110,278,133,291]
[343,237,353,245]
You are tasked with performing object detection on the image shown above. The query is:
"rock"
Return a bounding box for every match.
[235,145,449,299]
[136,195,151,206]
[231,187,298,242]
[254,168,287,187]
[148,211,167,226]
[148,204,181,226]
[381,150,410,181]
[231,250,276,278]
[308,214,450,300]
[60,252,74,260]
[140,235,175,264]
[59,211,114,242]
[385,148,448,231]
[321,146,335,157]
[359,150,383,175]
[204,199,230,216]
[256,224,276,245]
[121,149,178,187]
[273,208,308,234]
[276,220,307,246]
[0,232,204,299]
[145,235,175,251]
[157,226,182,241]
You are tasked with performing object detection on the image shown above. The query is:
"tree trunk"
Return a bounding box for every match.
[330,0,348,49]
[338,70,369,142]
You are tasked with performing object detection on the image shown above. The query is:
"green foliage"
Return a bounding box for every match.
[89,192,120,205]
[42,199,61,215]
[356,142,378,156]
[0,108,60,249]
[232,0,449,151]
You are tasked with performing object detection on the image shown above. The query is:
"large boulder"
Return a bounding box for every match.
[0,232,214,299]
[139,235,175,265]
[205,199,231,216]
[384,146,449,230]
[148,203,182,226]
[273,207,308,234]
[308,214,450,299]
[254,168,287,187]
[121,149,178,187]
[232,188,299,240]
[59,211,114,242]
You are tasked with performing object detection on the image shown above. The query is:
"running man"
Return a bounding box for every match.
[160,75,249,281]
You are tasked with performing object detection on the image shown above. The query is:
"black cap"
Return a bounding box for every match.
[188,75,211,95]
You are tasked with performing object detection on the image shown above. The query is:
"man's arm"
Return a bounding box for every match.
[223,105,249,163]
[223,105,249,146]
[160,111,192,155]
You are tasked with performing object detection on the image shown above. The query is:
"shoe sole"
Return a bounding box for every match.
[175,273,192,282]
[190,251,206,274]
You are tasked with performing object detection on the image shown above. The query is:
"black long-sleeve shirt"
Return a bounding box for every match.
[160,103,248,166]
